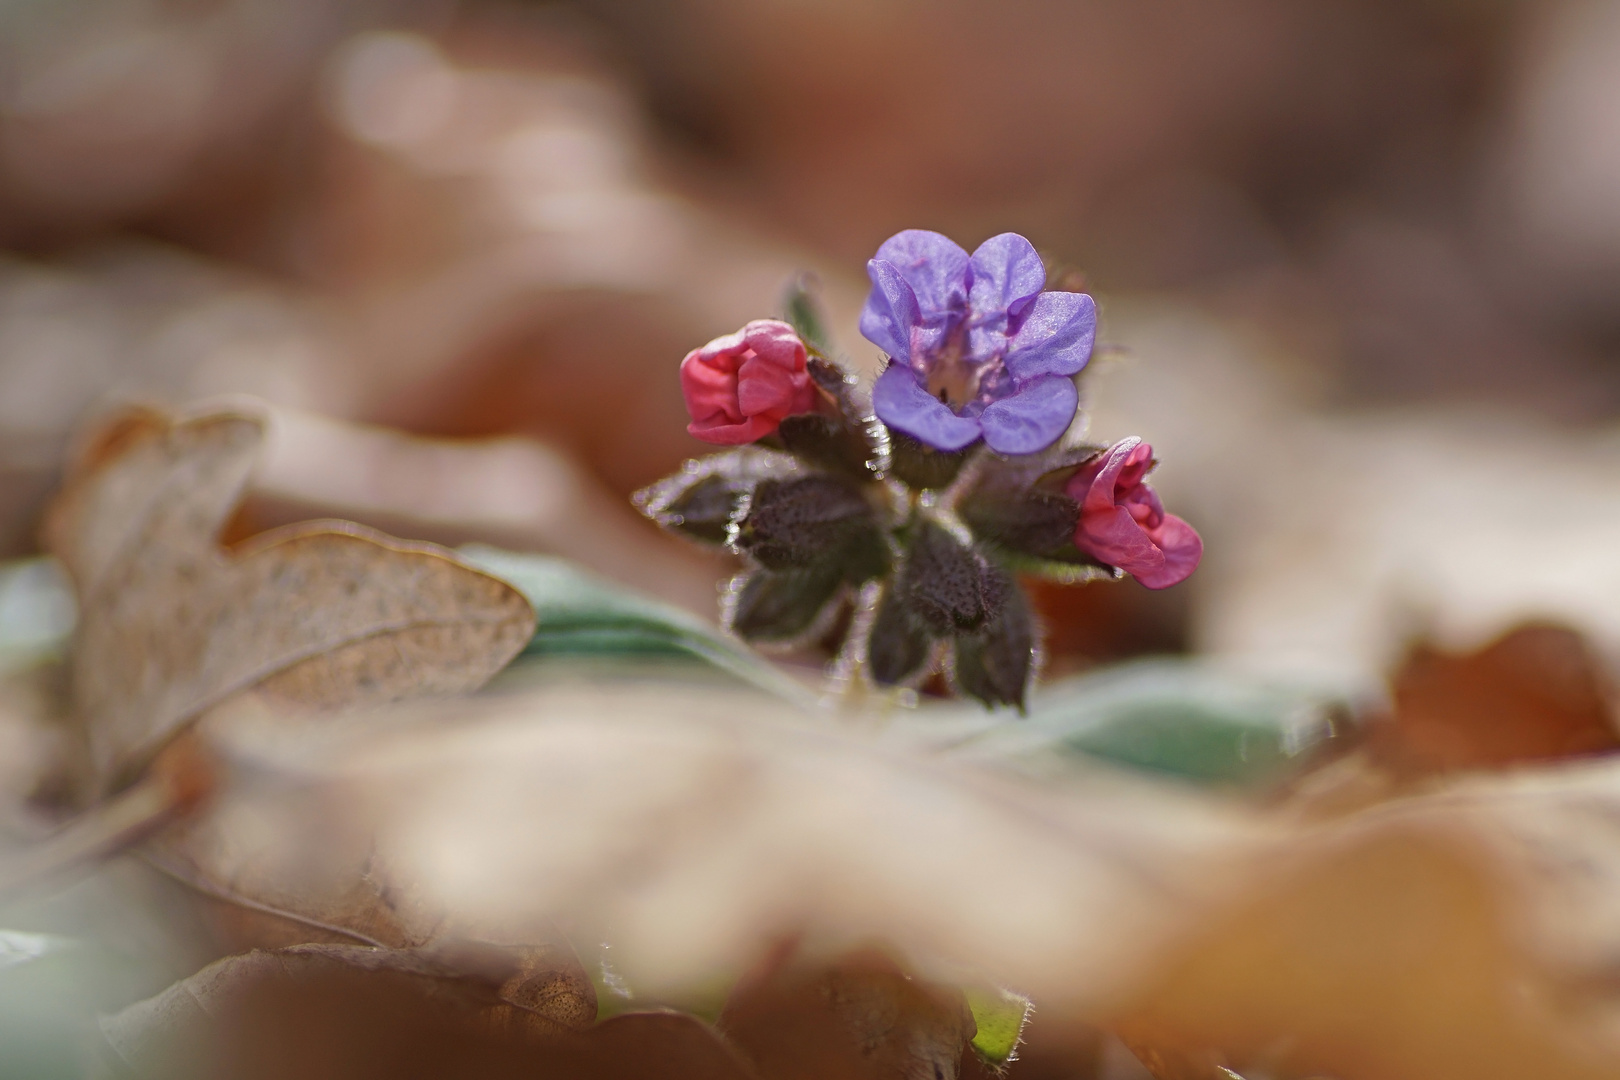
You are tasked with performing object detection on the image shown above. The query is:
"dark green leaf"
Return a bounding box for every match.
[966,442,1109,499]
[728,565,844,644]
[953,570,1033,710]
[735,476,884,580]
[657,475,743,545]
[897,523,1003,634]
[866,586,935,686]
[632,448,796,548]
[959,488,1080,559]
[885,430,974,490]
[774,413,874,481]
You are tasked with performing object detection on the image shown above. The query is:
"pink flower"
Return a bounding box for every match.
[680,320,818,445]
[1066,437,1202,589]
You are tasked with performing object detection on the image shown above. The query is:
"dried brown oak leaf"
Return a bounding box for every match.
[1376,622,1619,774]
[1287,622,1620,818]
[42,404,537,788]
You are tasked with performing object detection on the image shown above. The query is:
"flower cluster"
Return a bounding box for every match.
[640,229,1200,708]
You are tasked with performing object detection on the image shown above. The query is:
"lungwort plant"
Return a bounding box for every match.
[636,230,1201,708]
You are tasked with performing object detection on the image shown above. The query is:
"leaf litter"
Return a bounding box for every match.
[6,400,1620,1077]
[42,403,537,788]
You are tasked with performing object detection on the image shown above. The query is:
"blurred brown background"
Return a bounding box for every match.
[3,0,1619,685]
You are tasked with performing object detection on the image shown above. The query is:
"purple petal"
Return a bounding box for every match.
[969,233,1046,318]
[873,230,970,318]
[1003,292,1097,381]
[859,260,922,362]
[871,364,983,452]
[977,375,1078,455]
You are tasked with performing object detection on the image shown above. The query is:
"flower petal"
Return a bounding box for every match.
[859,259,923,362]
[680,352,745,426]
[1136,514,1202,589]
[737,353,802,419]
[871,364,982,452]
[977,375,1078,455]
[1069,437,1143,514]
[1077,504,1164,576]
[1003,292,1097,381]
[873,230,970,317]
[969,233,1046,318]
[1115,439,1156,492]
[686,414,779,446]
[740,319,808,369]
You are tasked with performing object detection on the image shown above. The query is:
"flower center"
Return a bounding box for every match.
[924,323,982,411]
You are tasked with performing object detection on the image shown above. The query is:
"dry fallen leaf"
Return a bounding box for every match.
[163,677,1620,1080]
[42,402,536,789]
[34,401,1620,1079]
[1111,771,1620,1079]
[93,943,748,1080]
[1374,622,1619,775]
[184,680,1270,1017]
[1287,622,1620,819]
[719,948,977,1080]
[95,943,575,1071]
[10,401,602,1037]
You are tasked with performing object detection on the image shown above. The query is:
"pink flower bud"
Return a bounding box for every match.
[1066,437,1202,589]
[680,320,817,445]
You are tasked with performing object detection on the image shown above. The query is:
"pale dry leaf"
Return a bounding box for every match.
[134,726,598,1025]
[183,680,1270,1016]
[1113,763,1620,1080]
[19,400,569,1013]
[42,402,537,785]
[190,680,1620,1080]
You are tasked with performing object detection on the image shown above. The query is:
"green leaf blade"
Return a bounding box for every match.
[459,546,817,708]
[965,985,1033,1069]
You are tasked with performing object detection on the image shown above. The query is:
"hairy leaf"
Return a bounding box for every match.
[958,488,1080,560]
[886,432,972,491]
[952,571,1034,711]
[634,447,799,548]
[866,584,936,687]
[734,475,883,576]
[728,565,844,645]
[774,413,875,479]
[897,524,1004,634]
[656,474,746,546]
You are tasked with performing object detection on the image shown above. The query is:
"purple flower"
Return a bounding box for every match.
[859,230,1096,455]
